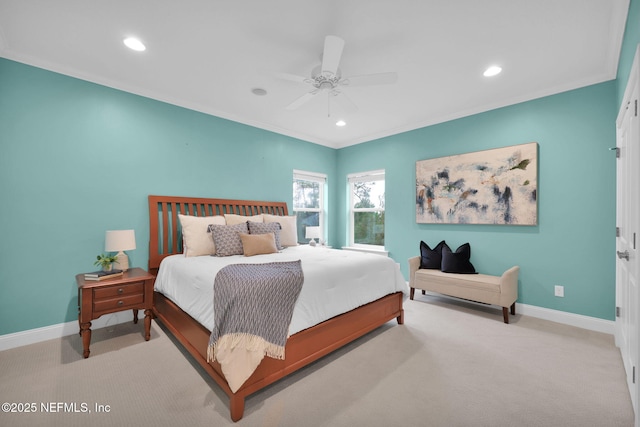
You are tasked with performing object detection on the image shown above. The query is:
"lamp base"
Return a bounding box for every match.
[113,251,129,271]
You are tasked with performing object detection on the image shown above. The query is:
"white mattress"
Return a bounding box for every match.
[154,245,408,336]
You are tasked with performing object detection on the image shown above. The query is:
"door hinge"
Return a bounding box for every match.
[616,306,621,317]
[616,227,620,237]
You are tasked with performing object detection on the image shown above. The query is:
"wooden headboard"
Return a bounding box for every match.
[148,195,289,274]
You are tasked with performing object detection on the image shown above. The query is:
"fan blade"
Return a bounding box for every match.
[321,35,345,77]
[275,72,309,84]
[333,91,358,113]
[341,72,398,87]
[285,90,319,110]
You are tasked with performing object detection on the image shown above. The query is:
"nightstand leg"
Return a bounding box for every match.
[80,322,92,358]
[144,309,152,341]
[133,309,138,324]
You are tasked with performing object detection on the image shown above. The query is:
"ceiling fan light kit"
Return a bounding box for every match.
[282,35,398,115]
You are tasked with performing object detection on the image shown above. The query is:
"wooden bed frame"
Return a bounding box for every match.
[148,195,404,421]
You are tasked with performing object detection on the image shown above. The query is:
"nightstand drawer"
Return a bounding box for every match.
[93,282,144,299]
[93,293,144,312]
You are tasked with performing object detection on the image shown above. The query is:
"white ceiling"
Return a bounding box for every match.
[0,0,630,149]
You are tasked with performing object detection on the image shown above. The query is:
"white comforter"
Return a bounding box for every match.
[154,245,408,336]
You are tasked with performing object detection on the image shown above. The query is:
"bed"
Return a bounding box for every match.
[148,195,407,421]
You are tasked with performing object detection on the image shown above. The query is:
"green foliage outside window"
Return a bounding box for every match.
[352,180,385,246]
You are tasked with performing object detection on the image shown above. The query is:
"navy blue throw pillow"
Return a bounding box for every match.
[419,240,449,269]
[441,243,477,274]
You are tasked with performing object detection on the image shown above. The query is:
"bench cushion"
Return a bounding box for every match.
[415,269,501,293]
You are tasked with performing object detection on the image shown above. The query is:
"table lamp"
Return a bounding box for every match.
[105,230,136,271]
[305,226,320,246]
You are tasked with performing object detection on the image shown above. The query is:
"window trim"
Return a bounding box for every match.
[293,170,327,244]
[347,169,385,249]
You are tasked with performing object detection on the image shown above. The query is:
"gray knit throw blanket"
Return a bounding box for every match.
[207,260,304,363]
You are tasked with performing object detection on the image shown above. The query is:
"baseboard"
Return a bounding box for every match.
[0,300,615,352]
[416,288,615,335]
[0,311,136,352]
[516,303,614,335]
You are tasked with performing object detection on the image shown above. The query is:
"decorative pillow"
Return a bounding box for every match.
[178,214,226,257]
[239,233,278,257]
[419,240,449,269]
[247,221,282,250]
[208,222,249,256]
[224,214,263,225]
[441,243,477,274]
[263,214,298,247]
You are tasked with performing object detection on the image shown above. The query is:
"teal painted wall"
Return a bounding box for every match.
[0,58,337,335]
[336,82,617,320]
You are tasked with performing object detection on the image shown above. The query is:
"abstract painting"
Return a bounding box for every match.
[416,142,538,225]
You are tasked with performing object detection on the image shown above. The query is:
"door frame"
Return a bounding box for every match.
[615,43,640,425]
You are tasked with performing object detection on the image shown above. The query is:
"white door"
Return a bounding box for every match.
[616,45,640,422]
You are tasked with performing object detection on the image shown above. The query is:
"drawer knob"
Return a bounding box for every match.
[118,288,124,294]
[117,300,124,306]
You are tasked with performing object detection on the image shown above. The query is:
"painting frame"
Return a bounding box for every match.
[416,142,538,225]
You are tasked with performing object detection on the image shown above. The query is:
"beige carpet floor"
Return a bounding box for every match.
[0,295,634,427]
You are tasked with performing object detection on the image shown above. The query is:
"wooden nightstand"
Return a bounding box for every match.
[76,267,155,358]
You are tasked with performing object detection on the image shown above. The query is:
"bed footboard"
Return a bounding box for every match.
[153,291,404,421]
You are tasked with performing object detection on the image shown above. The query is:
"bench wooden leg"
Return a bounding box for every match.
[410,287,415,300]
[510,302,516,315]
[502,307,509,324]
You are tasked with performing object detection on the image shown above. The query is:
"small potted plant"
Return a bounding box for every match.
[94,254,118,271]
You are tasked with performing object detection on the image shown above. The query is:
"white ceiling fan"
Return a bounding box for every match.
[280,35,398,115]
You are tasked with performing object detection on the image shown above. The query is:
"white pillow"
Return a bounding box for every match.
[178,214,226,257]
[263,214,298,247]
[224,213,263,225]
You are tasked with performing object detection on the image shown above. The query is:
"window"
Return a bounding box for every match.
[348,170,385,248]
[293,170,326,244]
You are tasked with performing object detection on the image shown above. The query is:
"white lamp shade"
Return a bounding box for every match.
[105,230,136,252]
[305,226,320,239]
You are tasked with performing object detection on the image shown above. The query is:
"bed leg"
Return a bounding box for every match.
[230,395,245,422]
[396,309,404,325]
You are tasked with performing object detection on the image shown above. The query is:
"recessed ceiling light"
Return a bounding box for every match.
[251,88,267,96]
[483,66,502,77]
[336,120,346,127]
[124,37,146,52]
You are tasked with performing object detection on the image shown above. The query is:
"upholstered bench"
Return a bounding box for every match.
[408,256,519,323]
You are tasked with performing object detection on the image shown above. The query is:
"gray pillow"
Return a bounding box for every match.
[207,222,249,256]
[247,221,282,250]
